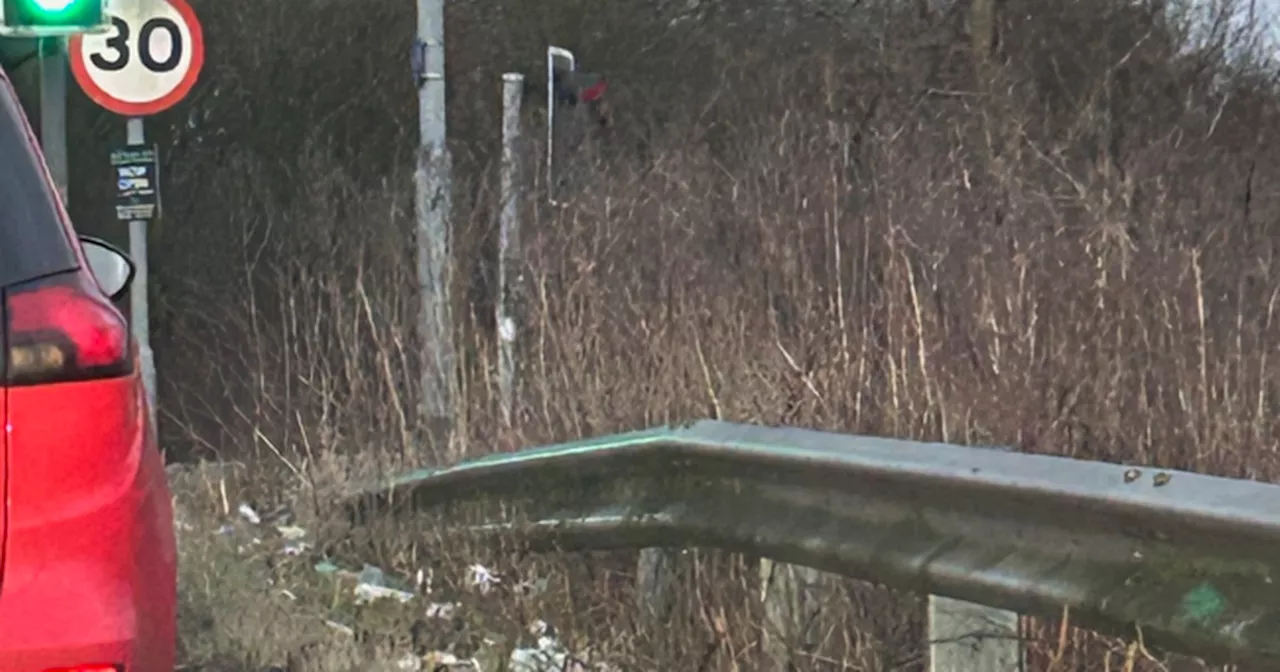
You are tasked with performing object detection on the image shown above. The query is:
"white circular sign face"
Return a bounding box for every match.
[69,0,204,116]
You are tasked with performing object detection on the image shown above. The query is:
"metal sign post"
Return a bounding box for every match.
[109,133,159,408]
[69,0,204,419]
[545,45,574,203]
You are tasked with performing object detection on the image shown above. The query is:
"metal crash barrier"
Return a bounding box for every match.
[345,420,1280,668]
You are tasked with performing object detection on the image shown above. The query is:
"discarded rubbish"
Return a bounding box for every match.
[276,524,307,540]
[469,564,500,593]
[323,619,355,637]
[237,503,261,524]
[423,651,477,669]
[425,601,458,619]
[509,636,608,672]
[358,564,386,586]
[354,582,415,604]
[501,620,619,672]
[205,522,611,671]
[509,645,568,672]
[354,564,415,604]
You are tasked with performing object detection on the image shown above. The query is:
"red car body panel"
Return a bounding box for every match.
[0,377,177,671]
[0,67,177,671]
[0,372,5,577]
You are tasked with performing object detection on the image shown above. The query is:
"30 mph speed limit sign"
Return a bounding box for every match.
[69,0,204,116]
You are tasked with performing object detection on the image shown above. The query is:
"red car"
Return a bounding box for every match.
[0,67,177,670]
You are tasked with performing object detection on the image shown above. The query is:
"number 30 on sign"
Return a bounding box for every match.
[69,0,204,116]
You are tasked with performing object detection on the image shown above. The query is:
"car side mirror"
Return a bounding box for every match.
[80,236,135,302]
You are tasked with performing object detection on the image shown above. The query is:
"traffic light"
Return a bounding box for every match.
[0,0,105,37]
[552,69,611,128]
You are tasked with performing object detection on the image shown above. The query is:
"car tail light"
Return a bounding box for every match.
[42,665,123,672]
[3,270,132,386]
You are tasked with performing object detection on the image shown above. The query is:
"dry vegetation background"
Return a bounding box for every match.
[14,0,1280,668]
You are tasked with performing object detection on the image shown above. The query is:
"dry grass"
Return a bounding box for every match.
[163,106,1280,669]
[72,0,1280,669]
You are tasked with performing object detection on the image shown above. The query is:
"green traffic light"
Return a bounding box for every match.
[1,0,103,34]
[32,0,75,12]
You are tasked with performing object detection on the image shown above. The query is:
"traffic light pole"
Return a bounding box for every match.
[38,35,68,203]
[545,45,574,203]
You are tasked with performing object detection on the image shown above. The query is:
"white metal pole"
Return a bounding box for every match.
[545,46,574,203]
[416,0,456,443]
[497,72,523,426]
[545,48,552,201]
[39,37,69,204]
[125,117,157,417]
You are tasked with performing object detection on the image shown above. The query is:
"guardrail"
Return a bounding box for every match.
[343,420,1280,669]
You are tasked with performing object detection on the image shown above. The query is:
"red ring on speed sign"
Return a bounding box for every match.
[69,0,204,116]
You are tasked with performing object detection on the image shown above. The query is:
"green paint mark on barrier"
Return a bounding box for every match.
[1179,582,1227,627]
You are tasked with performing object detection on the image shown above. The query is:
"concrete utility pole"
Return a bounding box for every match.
[497,72,523,426]
[413,0,456,446]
